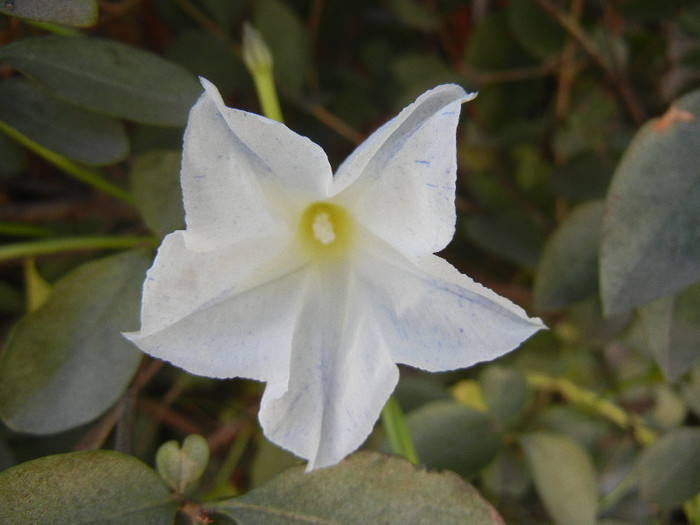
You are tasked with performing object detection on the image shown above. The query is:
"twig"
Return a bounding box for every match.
[0,235,157,263]
[304,103,365,145]
[73,359,162,451]
[467,59,562,85]
[74,402,124,450]
[554,0,584,122]
[532,0,646,125]
[139,398,202,435]
[114,385,135,454]
[173,0,229,41]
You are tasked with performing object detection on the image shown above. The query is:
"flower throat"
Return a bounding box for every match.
[298,202,353,258]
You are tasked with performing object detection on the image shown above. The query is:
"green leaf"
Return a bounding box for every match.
[536,405,609,452]
[393,373,451,413]
[0,36,201,126]
[129,150,184,236]
[0,130,25,178]
[481,448,531,498]
[253,0,311,97]
[388,0,441,32]
[250,438,302,489]
[512,144,551,193]
[552,87,624,162]
[23,258,52,312]
[465,209,546,268]
[0,0,97,27]
[600,90,700,315]
[0,450,177,524]
[682,363,700,417]
[398,400,503,479]
[480,366,530,428]
[637,427,700,509]
[156,434,210,495]
[206,451,505,525]
[533,200,604,311]
[0,250,150,434]
[550,154,613,201]
[0,77,128,166]
[199,0,245,32]
[521,432,598,525]
[0,280,23,314]
[507,0,565,59]
[650,384,687,428]
[166,29,251,97]
[638,281,700,382]
[465,13,516,71]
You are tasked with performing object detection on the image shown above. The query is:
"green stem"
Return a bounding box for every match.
[241,23,284,124]
[381,395,418,464]
[209,425,253,496]
[0,235,158,263]
[0,121,135,205]
[526,372,656,446]
[0,222,51,238]
[25,20,82,36]
[684,492,700,525]
[252,71,284,124]
[598,467,638,513]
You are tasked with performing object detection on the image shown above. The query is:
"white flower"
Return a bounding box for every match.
[125,79,545,470]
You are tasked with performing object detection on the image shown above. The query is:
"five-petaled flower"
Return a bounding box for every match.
[124,79,545,471]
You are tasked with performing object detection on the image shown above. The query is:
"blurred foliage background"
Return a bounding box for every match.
[1,0,700,524]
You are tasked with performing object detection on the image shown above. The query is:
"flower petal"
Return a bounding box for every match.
[356,242,545,372]
[124,234,308,382]
[181,79,333,251]
[258,264,399,471]
[333,85,476,256]
[126,231,290,337]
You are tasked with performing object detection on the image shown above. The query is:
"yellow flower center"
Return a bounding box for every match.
[298,202,354,258]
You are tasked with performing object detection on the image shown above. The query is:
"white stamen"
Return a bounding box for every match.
[312,211,336,245]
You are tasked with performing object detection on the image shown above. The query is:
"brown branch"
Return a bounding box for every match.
[554,0,584,122]
[304,103,365,145]
[138,399,202,435]
[467,58,562,85]
[173,0,229,41]
[532,0,646,125]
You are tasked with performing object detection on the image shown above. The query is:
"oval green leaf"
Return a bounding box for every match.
[0,450,177,524]
[534,200,604,311]
[521,432,598,525]
[129,150,184,236]
[481,448,531,498]
[0,77,128,165]
[637,427,700,509]
[600,89,700,315]
[0,36,201,126]
[397,400,503,479]
[0,0,97,27]
[166,29,250,96]
[0,132,25,178]
[507,0,565,59]
[0,250,150,434]
[638,281,700,382]
[465,209,546,268]
[206,451,505,525]
[480,365,531,428]
[393,373,451,413]
[388,0,441,32]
